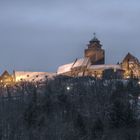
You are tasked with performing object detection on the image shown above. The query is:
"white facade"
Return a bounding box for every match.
[14,71,55,82]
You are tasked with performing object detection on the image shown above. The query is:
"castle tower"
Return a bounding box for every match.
[84,33,105,65]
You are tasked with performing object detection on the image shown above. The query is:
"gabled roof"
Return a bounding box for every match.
[122,52,139,63]
[1,70,10,77]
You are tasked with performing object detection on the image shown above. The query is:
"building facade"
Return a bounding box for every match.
[0,34,140,85]
[85,34,105,65]
[121,53,140,78]
[57,34,140,79]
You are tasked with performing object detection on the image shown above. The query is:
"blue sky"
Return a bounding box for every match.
[0,0,140,73]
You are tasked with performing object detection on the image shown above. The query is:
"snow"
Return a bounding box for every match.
[57,63,73,74]
[57,57,122,75]
[14,71,55,82]
[72,58,90,69]
[88,64,121,70]
[57,58,90,74]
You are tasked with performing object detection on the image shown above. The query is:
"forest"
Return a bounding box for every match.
[0,76,140,140]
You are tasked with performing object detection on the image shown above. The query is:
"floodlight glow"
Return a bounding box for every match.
[66,86,70,91]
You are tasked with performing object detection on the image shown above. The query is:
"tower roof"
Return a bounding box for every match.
[88,33,102,48]
[89,33,100,44]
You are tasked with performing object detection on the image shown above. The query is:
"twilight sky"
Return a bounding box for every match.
[0,0,140,73]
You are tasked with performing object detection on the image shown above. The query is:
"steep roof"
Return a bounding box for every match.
[72,57,90,69]
[57,63,73,75]
[122,52,139,63]
[57,58,90,74]
[1,70,11,77]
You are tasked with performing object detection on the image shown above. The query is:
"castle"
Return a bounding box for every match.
[1,34,140,85]
[57,34,140,79]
